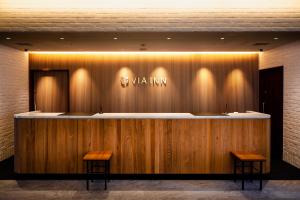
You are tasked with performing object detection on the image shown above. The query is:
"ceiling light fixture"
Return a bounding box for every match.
[113,37,118,40]
[273,37,279,40]
[59,37,65,40]
[6,37,11,40]
[220,37,225,40]
[166,37,172,40]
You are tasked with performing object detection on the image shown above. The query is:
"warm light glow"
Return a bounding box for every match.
[117,67,134,88]
[196,68,216,92]
[118,67,134,78]
[37,76,56,87]
[1,0,299,9]
[193,67,216,111]
[151,67,168,77]
[224,68,251,98]
[73,68,89,83]
[231,69,243,83]
[198,68,213,82]
[226,69,244,83]
[36,76,58,110]
[29,51,260,55]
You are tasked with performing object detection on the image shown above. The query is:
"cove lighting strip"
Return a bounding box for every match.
[29,51,260,55]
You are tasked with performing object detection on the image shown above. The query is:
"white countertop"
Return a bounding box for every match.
[14,111,270,119]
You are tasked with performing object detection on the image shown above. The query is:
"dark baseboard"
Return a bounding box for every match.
[13,173,269,180]
[1,156,300,180]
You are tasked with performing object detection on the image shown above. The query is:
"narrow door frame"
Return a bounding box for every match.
[259,66,283,160]
[29,69,70,112]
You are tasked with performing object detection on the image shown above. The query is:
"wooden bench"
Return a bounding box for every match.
[231,152,266,190]
[83,151,112,190]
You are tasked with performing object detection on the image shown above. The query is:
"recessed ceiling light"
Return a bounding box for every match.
[59,37,65,40]
[6,37,11,40]
[166,37,172,40]
[273,37,279,40]
[220,37,225,40]
[113,37,118,40]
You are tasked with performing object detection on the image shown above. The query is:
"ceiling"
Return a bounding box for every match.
[2,0,299,9]
[0,32,299,52]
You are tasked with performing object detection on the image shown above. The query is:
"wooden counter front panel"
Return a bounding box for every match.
[15,118,270,174]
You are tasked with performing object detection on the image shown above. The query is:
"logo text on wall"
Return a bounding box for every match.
[120,76,167,87]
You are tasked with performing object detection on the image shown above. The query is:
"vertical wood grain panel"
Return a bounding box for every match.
[102,119,121,173]
[70,67,92,112]
[14,119,48,173]
[14,119,31,173]
[77,119,105,172]
[29,53,258,113]
[47,119,78,173]
[117,119,153,173]
[15,118,270,174]
[32,119,48,173]
[33,71,69,112]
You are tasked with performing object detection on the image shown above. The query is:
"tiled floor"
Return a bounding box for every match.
[1,180,300,200]
[1,157,300,199]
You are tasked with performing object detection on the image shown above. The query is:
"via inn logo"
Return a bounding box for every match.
[120,76,129,87]
[120,76,167,87]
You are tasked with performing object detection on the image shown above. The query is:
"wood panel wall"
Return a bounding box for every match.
[29,53,259,113]
[32,70,69,112]
[15,118,270,174]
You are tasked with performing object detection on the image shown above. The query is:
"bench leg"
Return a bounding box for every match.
[242,161,245,190]
[91,161,94,183]
[250,161,253,182]
[104,160,107,190]
[260,161,263,190]
[86,161,89,190]
[234,157,237,182]
[108,160,111,182]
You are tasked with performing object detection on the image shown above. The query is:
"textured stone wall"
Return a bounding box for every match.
[0,45,28,161]
[0,8,300,32]
[260,41,300,169]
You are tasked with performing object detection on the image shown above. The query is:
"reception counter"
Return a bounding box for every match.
[14,112,270,174]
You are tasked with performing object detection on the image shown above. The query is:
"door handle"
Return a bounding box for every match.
[262,102,265,113]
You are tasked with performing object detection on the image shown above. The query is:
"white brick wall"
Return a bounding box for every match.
[0,45,28,161]
[260,40,300,169]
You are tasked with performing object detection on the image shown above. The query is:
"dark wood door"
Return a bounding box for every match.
[31,70,69,112]
[259,66,283,160]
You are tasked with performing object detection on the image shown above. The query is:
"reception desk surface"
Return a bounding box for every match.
[15,111,270,119]
[14,112,270,174]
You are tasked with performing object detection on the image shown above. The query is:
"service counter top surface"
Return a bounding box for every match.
[14,111,270,119]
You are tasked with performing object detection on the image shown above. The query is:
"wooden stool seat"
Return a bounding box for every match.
[83,151,112,190]
[231,152,266,161]
[83,151,112,161]
[231,151,266,190]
